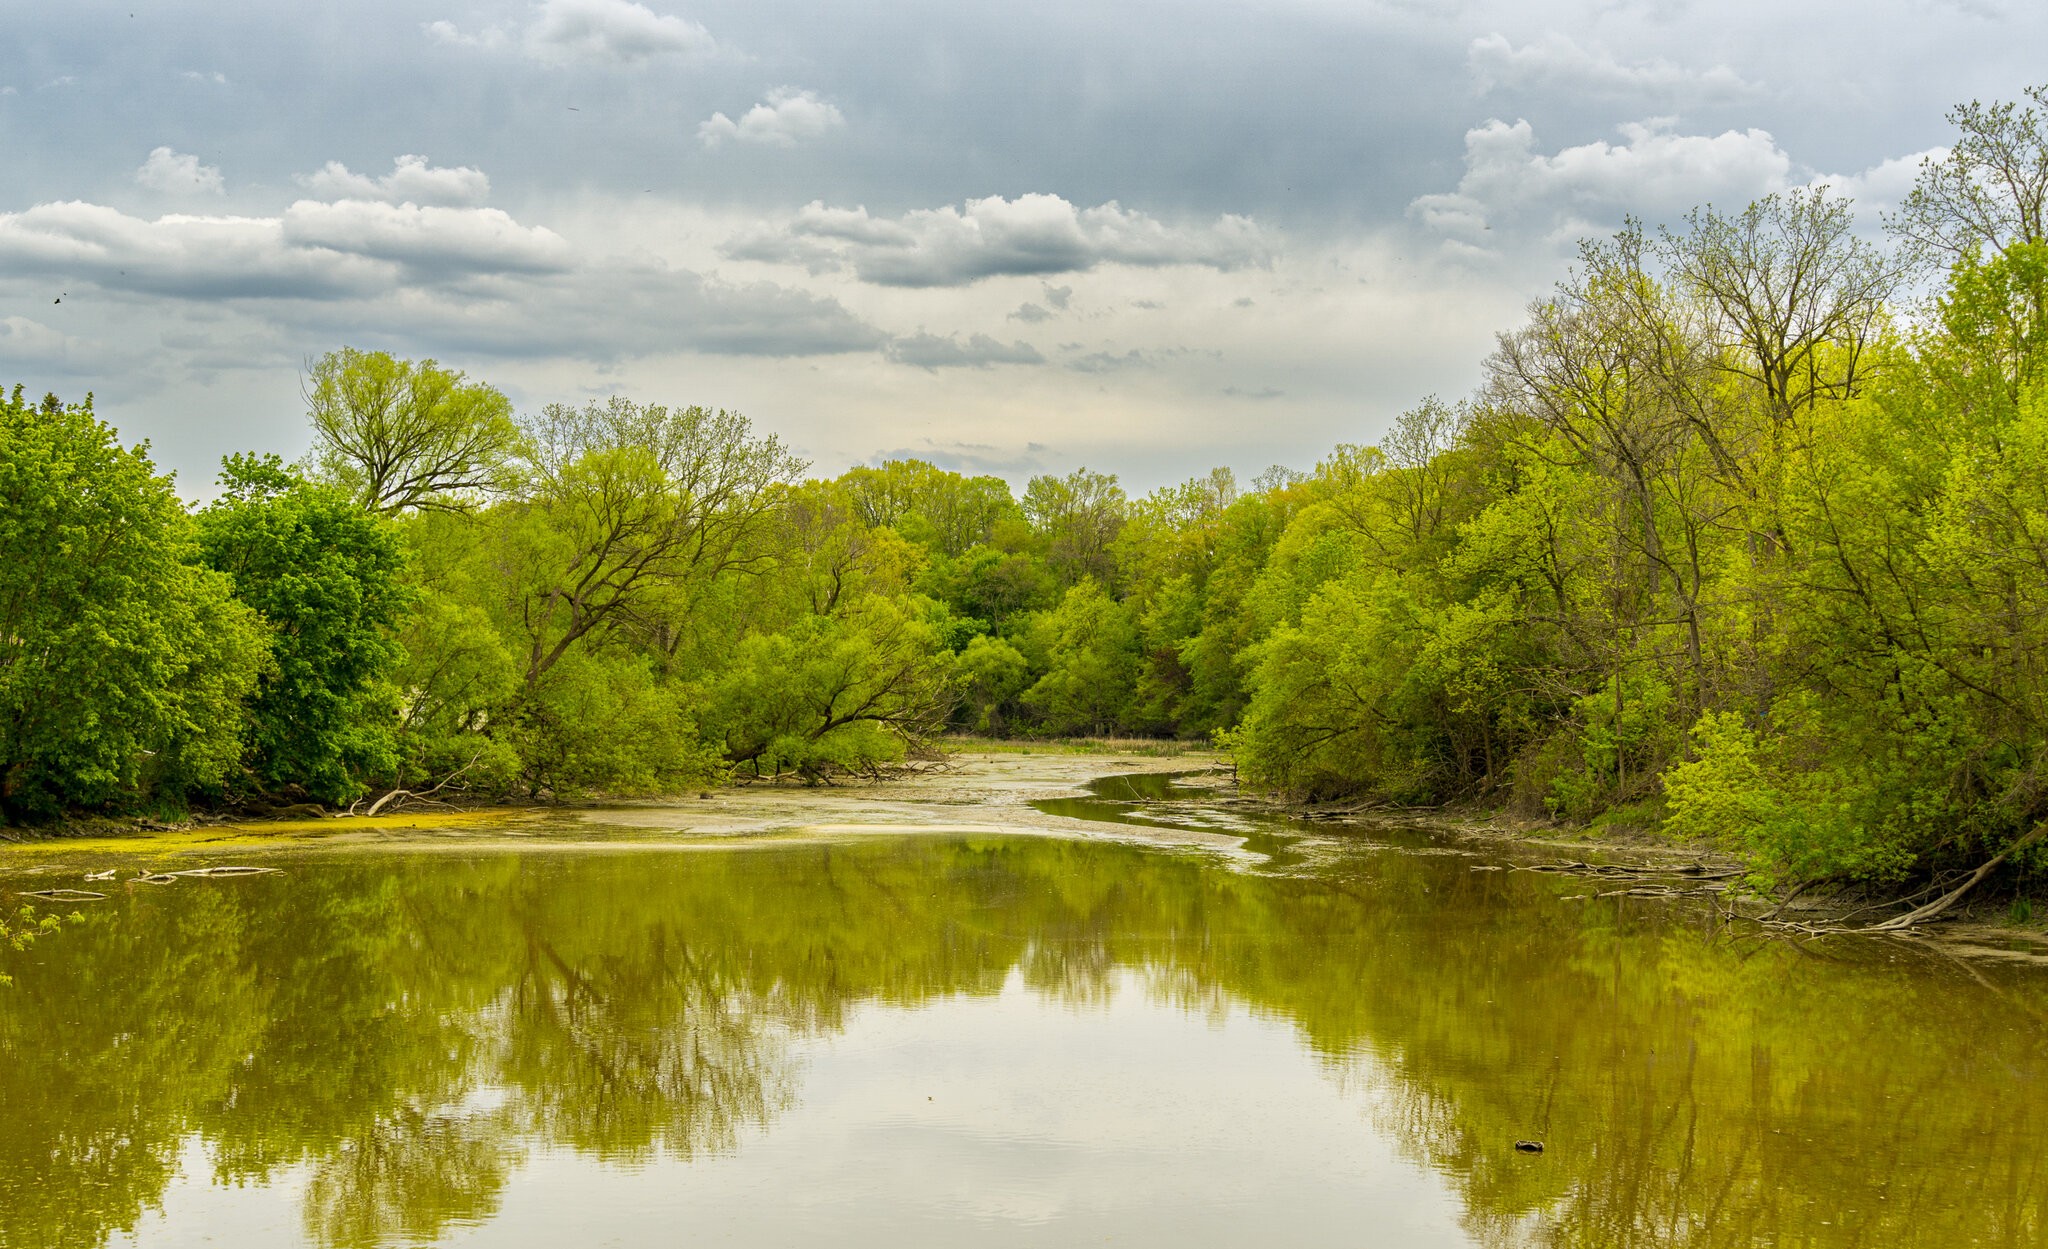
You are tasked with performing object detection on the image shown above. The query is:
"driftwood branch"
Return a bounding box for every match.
[1863,822,2048,932]
[1510,859,1743,883]
[167,866,280,878]
[1697,823,2048,937]
[360,752,488,817]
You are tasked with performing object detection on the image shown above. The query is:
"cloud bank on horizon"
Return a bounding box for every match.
[0,0,2039,492]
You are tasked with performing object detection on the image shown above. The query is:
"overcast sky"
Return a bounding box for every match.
[3,0,2041,494]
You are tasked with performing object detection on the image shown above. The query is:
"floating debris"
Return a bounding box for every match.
[24,888,106,901]
[168,866,280,878]
[1514,1140,1545,1154]
[1517,859,1741,882]
[118,865,282,885]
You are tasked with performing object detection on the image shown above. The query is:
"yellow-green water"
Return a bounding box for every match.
[1,770,2043,1247]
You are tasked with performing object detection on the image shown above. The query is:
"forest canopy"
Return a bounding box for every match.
[5,85,2047,896]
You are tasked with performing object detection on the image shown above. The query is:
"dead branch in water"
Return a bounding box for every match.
[354,753,486,817]
[1715,823,2048,936]
[167,866,280,878]
[1862,822,2048,932]
[102,866,280,888]
[1511,859,1743,883]
[1761,876,1828,921]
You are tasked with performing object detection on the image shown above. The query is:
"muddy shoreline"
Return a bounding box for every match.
[7,747,2044,952]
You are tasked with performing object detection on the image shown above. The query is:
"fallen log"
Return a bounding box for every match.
[1863,823,2048,932]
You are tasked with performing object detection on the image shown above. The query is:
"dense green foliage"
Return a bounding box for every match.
[195,456,413,805]
[6,89,2047,892]
[0,388,262,821]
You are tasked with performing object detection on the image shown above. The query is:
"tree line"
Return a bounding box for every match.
[4,85,2045,894]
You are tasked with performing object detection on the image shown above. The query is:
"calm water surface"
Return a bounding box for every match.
[2,773,2044,1247]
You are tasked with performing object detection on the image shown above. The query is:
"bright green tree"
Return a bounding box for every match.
[196,455,413,804]
[0,388,264,820]
[956,635,1031,735]
[1018,581,1142,735]
[306,348,522,514]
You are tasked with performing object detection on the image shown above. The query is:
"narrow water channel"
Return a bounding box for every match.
[1,763,2042,1247]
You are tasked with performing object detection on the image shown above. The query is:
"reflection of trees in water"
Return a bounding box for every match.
[500,923,798,1160]
[3,836,2046,1249]
[0,857,813,1249]
[304,1105,523,1249]
[1331,913,2048,1249]
[0,886,271,1249]
[292,919,806,1249]
[291,901,805,1246]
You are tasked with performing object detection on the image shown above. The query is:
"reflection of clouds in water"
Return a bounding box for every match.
[477,970,1471,1246]
[12,823,2048,1249]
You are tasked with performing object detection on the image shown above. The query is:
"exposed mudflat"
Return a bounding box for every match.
[0,750,1237,863]
[8,748,2047,962]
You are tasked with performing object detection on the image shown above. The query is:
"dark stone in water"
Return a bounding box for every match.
[1514,1140,1544,1154]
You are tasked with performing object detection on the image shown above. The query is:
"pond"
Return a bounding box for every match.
[1,754,2043,1247]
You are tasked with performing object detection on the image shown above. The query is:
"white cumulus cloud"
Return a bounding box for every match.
[1409,117,1796,247]
[297,154,492,207]
[0,202,385,299]
[423,18,509,50]
[280,200,572,277]
[699,88,846,149]
[0,200,568,299]
[726,193,1270,287]
[1819,147,1947,217]
[0,200,886,362]
[135,147,224,196]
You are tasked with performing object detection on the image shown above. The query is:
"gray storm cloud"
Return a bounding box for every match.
[1466,33,1760,99]
[2,0,2044,491]
[0,188,887,364]
[885,332,1045,370]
